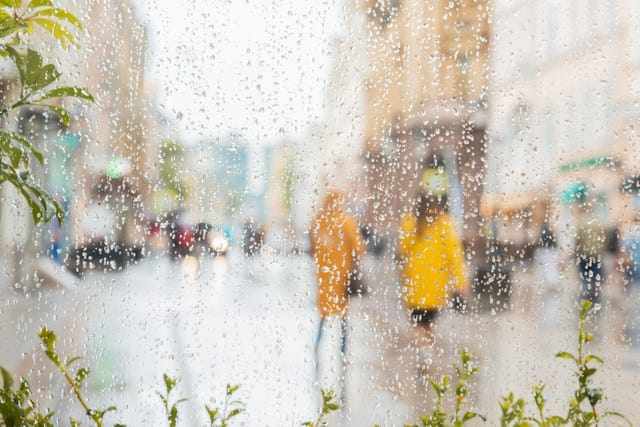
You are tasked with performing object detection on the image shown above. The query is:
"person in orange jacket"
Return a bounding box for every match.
[310,189,365,398]
[310,189,365,319]
[398,190,469,350]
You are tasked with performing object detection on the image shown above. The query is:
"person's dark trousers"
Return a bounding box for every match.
[578,255,603,305]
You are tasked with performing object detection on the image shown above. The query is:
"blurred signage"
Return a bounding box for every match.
[559,156,619,173]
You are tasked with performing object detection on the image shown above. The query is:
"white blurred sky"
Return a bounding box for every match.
[132,0,345,144]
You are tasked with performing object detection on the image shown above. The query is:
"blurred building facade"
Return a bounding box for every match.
[355,0,490,257]
[312,4,369,226]
[486,0,640,255]
[183,137,250,226]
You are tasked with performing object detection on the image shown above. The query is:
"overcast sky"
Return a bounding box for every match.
[132,0,344,145]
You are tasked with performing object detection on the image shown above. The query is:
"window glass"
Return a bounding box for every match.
[1,0,639,425]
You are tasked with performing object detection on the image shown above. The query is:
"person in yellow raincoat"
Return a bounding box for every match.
[398,189,468,348]
[310,189,365,399]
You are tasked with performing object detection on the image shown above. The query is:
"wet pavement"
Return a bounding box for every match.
[1,247,639,426]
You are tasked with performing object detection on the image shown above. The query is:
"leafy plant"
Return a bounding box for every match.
[499,300,631,426]
[157,374,185,427]
[39,327,122,427]
[407,348,484,427]
[0,0,93,225]
[302,388,340,427]
[499,392,528,426]
[157,376,245,427]
[0,366,54,427]
[205,384,244,427]
[1,304,634,427]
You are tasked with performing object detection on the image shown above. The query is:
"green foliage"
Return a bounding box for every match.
[302,389,340,427]
[406,348,484,427]
[205,384,245,427]
[157,374,185,427]
[0,0,93,225]
[499,392,529,427]
[0,366,55,426]
[39,327,120,427]
[499,300,631,427]
[0,306,633,427]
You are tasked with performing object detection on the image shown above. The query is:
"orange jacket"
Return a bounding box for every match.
[398,213,467,310]
[310,192,365,318]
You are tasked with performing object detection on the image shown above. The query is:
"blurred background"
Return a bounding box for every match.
[1,0,640,425]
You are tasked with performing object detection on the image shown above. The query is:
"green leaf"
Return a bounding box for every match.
[35,86,94,102]
[555,352,575,361]
[585,355,603,365]
[227,407,243,419]
[163,374,177,394]
[66,356,83,367]
[0,0,21,8]
[205,405,219,424]
[27,0,53,8]
[581,331,594,343]
[6,47,62,95]
[39,104,70,125]
[33,17,75,48]
[429,379,443,395]
[27,63,61,93]
[581,300,592,316]
[7,175,64,224]
[324,403,339,411]
[226,384,240,395]
[16,180,61,224]
[456,384,466,398]
[5,45,28,87]
[461,411,478,421]
[0,130,44,165]
[32,7,82,30]
[43,350,60,367]
[0,132,27,167]
[74,367,90,388]
[1,366,13,390]
[168,406,178,427]
[38,327,56,352]
[0,15,23,39]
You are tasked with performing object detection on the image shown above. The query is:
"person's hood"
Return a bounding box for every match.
[323,189,345,211]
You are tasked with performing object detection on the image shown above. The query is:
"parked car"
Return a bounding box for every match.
[65,201,144,276]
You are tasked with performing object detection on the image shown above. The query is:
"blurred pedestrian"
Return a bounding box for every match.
[574,204,607,306]
[533,224,561,327]
[242,220,265,256]
[310,189,365,402]
[621,215,640,347]
[398,186,468,370]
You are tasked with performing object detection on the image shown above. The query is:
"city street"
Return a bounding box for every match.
[2,1,640,426]
[2,247,640,426]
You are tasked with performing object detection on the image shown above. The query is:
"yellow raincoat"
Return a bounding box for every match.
[398,213,467,310]
[310,191,365,318]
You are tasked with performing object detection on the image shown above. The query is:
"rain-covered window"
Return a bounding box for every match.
[1,0,639,425]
